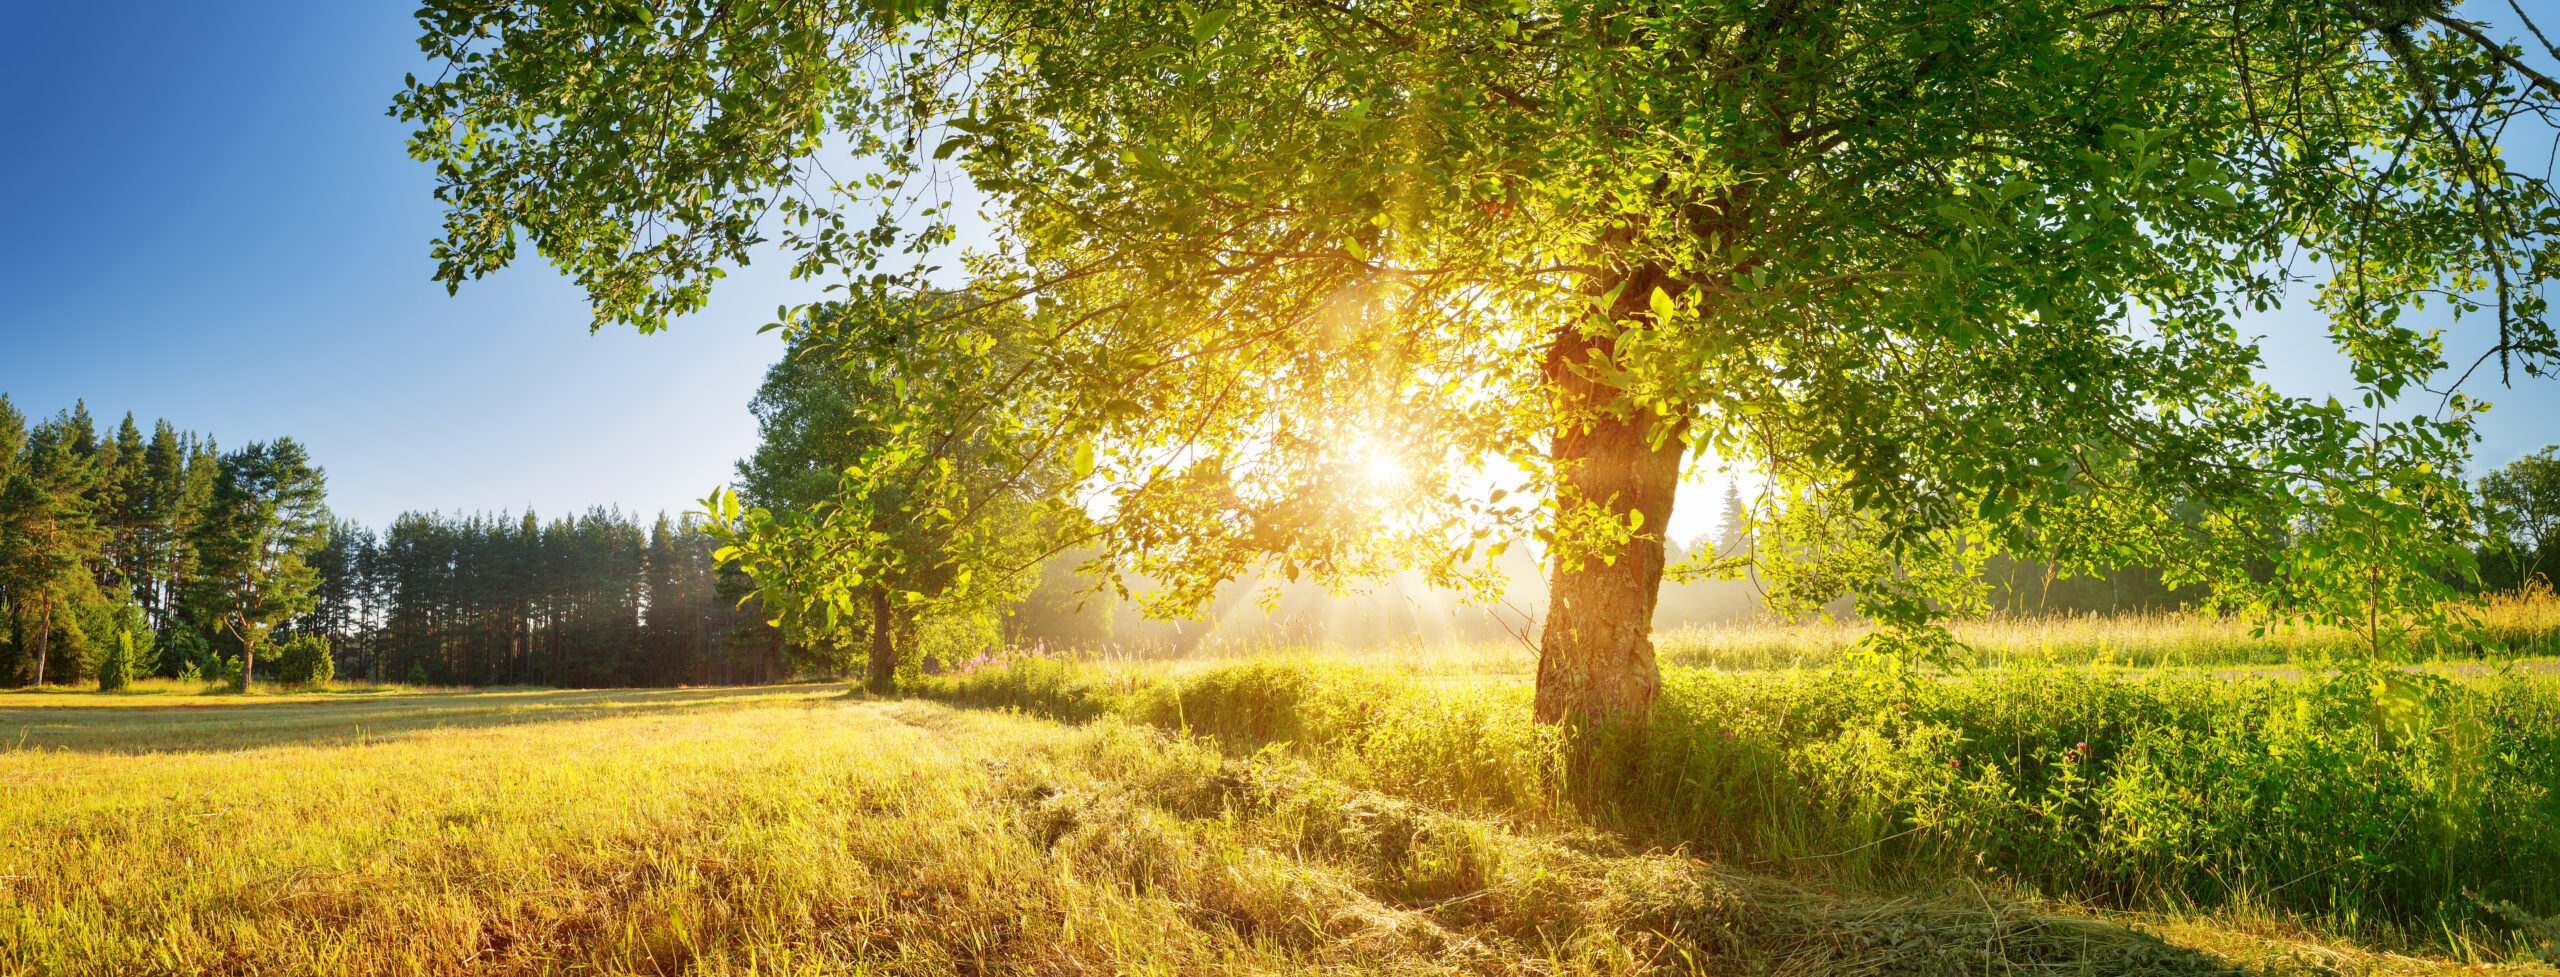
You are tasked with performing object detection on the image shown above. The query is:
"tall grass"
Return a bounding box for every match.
[1659,585,2560,671]
[920,654,2560,951]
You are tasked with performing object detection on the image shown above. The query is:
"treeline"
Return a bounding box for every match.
[0,398,216,685]
[307,509,784,687]
[0,394,797,689]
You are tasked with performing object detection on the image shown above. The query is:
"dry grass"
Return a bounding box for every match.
[1048,588,2560,679]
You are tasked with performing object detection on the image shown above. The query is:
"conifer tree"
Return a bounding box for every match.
[1,417,108,686]
[97,628,133,691]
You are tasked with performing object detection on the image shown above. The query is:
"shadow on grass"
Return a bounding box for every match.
[0,684,849,755]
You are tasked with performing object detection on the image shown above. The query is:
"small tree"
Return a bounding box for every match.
[96,629,134,691]
[182,440,328,692]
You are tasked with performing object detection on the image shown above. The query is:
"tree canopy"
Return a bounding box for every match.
[729,296,1076,691]
[184,439,328,691]
[401,0,2560,720]
[2481,446,2560,590]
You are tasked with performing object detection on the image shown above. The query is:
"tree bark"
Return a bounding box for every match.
[31,602,50,688]
[1533,265,1688,726]
[867,584,896,694]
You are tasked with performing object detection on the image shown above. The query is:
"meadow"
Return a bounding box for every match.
[6,609,2560,975]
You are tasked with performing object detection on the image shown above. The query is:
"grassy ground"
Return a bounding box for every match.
[5,681,2555,975]
[922,655,2560,961]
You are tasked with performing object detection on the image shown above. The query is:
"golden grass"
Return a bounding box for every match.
[12,686,2529,975]
[1136,587,2560,677]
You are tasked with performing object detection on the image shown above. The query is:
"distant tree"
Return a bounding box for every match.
[1712,484,1753,564]
[2481,447,2560,591]
[97,629,134,691]
[183,440,328,691]
[299,517,376,677]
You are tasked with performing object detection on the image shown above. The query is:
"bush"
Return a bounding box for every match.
[155,624,213,679]
[917,653,2560,941]
[215,655,242,689]
[405,661,430,686]
[275,635,334,686]
[96,630,135,692]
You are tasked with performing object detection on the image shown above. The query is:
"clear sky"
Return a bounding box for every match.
[1,0,2553,545]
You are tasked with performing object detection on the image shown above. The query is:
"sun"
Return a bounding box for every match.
[1346,434,1410,489]
[1361,447,1405,487]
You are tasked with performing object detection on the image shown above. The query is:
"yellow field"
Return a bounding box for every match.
[3,683,2550,975]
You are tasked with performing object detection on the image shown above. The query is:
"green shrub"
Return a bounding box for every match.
[215,655,242,690]
[405,661,430,687]
[155,624,212,679]
[275,635,334,686]
[96,630,135,692]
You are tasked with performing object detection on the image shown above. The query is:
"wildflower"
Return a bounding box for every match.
[1948,757,1963,769]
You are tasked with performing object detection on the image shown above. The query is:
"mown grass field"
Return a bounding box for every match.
[7,618,2560,975]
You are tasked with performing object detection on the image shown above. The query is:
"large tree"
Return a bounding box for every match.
[183,440,329,691]
[0,407,111,687]
[402,0,2559,722]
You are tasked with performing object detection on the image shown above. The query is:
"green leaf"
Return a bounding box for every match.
[1189,9,1232,43]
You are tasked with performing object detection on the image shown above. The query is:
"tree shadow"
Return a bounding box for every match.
[0,684,848,755]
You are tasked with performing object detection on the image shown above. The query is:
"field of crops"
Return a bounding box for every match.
[7,608,2560,975]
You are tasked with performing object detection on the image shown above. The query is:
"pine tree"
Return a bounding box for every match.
[1714,483,1753,561]
[97,628,134,691]
[1,416,108,687]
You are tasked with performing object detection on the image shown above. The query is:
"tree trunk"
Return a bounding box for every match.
[1533,265,1688,726]
[239,636,255,693]
[31,602,50,688]
[867,585,896,695]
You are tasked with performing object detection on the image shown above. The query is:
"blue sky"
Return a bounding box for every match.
[0,1,794,530]
[0,0,2553,543]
